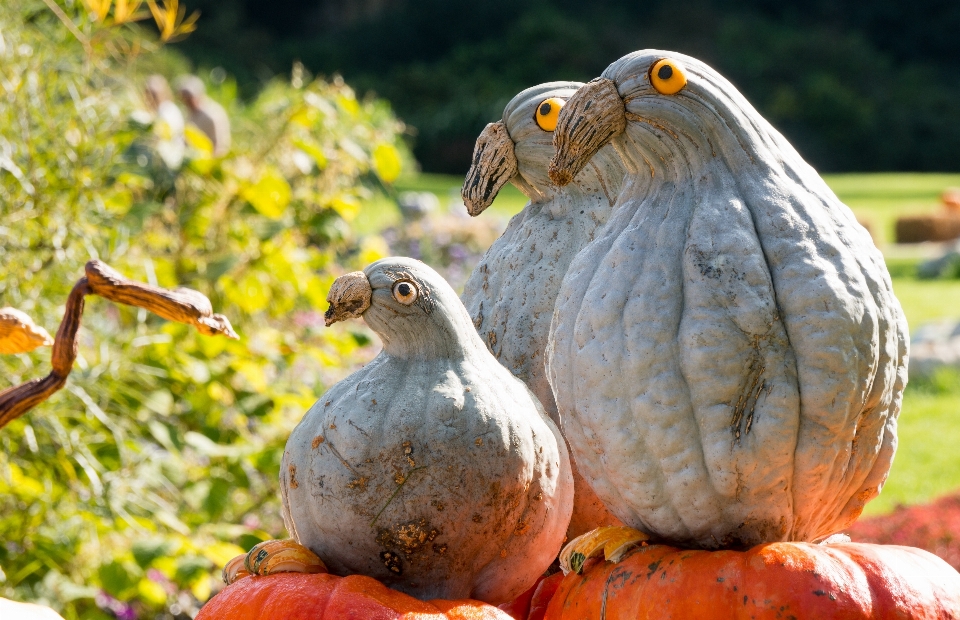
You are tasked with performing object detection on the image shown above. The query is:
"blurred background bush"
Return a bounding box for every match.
[0,1,414,616]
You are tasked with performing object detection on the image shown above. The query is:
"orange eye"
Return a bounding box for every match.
[392,280,419,305]
[534,97,565,131]
[650,59,687,95]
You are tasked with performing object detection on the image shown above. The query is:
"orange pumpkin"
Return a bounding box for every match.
[497,573,563,620]
[543,542,960,619]
[196,572,513,619]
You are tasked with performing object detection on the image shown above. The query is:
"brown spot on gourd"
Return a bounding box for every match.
[380,551,402,574]
[346,477,368,491]
[312,435,325,449]
[378,518,439,560]
[288,464,299,489]
[475,437,483,446]
[472,514,483,523]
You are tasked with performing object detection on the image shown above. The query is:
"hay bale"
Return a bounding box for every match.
[895,214,960,243]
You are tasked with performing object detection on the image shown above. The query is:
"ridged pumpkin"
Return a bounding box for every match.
[461,82,625,539]
[196,572,513,619]
[280,258,572,604]
[542,541,960,619]
[546,50,908,548]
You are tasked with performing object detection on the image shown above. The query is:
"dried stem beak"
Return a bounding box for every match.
[324,271,372,326]
[0,260,238,430]
[461,121,518,216]
[549,78,626,186]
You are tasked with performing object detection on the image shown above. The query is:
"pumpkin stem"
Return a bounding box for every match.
[559,526,650,575]
[0,260,237,430]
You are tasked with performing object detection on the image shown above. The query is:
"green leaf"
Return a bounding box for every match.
[242,168,292,219]
[98,560,139,598]
[132,538,177,569]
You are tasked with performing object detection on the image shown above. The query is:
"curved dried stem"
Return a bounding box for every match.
[0,260,237,430]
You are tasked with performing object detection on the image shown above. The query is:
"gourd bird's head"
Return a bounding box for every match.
[461,82,623,216]
[324,257,481,359]
[461,82,578,216]
[548,50,806,187]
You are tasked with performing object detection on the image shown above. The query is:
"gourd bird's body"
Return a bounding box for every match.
[461,83,626,538]
[281,258,573,603]
[547,51,908,548]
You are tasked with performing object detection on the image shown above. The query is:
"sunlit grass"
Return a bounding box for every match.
[826,172,960,246]
[865,378,960,516]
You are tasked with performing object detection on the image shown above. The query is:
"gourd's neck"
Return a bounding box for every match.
[366,300,489,363]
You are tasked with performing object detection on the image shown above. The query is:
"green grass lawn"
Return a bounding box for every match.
[376,171,960,515]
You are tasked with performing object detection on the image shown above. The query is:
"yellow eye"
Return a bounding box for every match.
[650,59,687,95]
[392,280,419,305]
[534,97,565,131]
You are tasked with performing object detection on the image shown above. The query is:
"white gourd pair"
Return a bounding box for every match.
[276,49,908,604]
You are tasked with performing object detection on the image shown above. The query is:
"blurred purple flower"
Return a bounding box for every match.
[96,590,138,620]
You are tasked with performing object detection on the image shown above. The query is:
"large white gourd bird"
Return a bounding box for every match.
[461,82,626,538]
[546,50,908,549]
[280,258,572,603]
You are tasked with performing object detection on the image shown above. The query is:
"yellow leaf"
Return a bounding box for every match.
[290,106,319,128]
[233,360,268,393]
[242,169,291,219]
[359,236,390,265]
[202,541,246,567]
[191,576,212,602]
[151,556,178,579]
[305,274,334,309]
[223,271,270,314]
[83,0,113,21]
[372,143,402,183]
[6,463,46,499]
[184,125,213,155]
[330,195,360,222]
[187,155,214,175]
[336,94,360,117]
[137,578,168,605]
[293,139,327,169]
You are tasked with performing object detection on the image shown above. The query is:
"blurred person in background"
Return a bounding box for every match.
[144,74,185,170]
[175,74,231,157]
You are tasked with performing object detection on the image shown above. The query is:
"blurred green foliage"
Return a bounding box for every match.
[173,0,960,174]
[0,1,408,617]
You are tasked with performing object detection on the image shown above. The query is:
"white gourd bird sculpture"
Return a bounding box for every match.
[280,258,573,603]
[546,50,908,549]
[461,82,626,538]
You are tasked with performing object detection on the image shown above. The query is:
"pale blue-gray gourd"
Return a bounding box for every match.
[461,82,626,538]
[546,51,908,549]
[281,258,573,603]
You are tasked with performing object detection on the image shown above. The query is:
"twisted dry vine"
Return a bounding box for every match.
[0,259,237,430]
